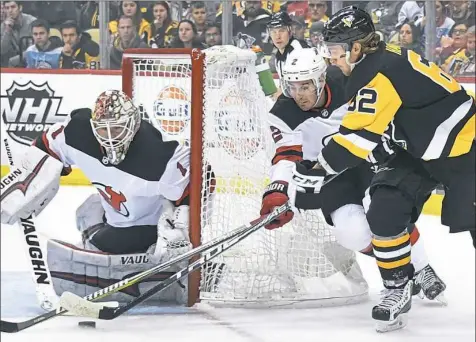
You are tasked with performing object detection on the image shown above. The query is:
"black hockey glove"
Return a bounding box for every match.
[366,140,397,172]
[292,161,327,193]
[290,161,327,210]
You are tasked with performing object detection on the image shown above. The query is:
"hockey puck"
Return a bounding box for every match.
[78,321,96,328]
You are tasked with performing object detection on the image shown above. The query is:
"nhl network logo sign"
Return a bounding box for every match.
[1,81,68,145]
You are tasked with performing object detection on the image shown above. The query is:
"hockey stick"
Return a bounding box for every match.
[0,202,289,332]
[60,202,291,320]
[0,123,58,311]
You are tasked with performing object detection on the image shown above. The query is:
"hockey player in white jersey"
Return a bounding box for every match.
[259,48,446,314]
[0,90,203,304]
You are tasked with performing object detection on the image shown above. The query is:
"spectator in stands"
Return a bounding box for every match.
[110,15,148,70]
[442,24,474,76]
[308,21,324,48]
[284,1,309,17]
[235,1,272,54]
[26,1,77,29]
[397,21,424,55]
[59,20,99,69]
[398,1,425,27]
[215,4,244,37]
[1,2,6,23]
[77,1,120,31]
[183,1,217,22]
[439,22,470,65]
[1,1,36,67]
[204,23,222,47]
[291,16,306,41]
[14,19,62,69]
[307,0,329,26]
[366,1,403,41]
[449,0,475,27]
[191,1,208,40]
[148,1,178,48]
[109,1,151,43]
[430,0,456,46]
[170,19,206,49]
[217,1,279,17]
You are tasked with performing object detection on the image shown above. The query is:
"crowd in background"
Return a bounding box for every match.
[0,0,474,77]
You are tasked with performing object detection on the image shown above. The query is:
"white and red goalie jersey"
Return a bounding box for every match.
[33,108,191,228]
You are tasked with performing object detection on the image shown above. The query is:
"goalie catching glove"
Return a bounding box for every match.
[148,200,192,264]
[260,181,294,230]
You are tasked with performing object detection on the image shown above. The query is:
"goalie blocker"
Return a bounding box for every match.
[0,147,63,225]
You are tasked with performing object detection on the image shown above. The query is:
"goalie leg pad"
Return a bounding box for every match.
[47,239,187,305]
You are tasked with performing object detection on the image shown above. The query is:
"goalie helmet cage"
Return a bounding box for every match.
[122,46,368,309]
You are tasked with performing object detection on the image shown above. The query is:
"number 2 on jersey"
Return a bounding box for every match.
[407,50,460,93]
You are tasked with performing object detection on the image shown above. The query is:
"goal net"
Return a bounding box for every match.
[122,46,368,308]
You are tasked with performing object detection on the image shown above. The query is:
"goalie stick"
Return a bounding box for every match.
[0,122,58,311]
[60,202,291,320]
[0,202,290,332]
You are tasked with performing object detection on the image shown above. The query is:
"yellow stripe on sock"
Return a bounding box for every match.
[377,256,411,269]
[372,234,409,248]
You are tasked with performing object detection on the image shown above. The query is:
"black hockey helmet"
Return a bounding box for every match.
[267,11,294,29]
[323,6,375,44]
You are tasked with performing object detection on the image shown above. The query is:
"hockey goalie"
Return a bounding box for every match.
[0,90,205,305]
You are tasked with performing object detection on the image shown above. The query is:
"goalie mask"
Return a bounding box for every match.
[282,48,327,111]
[152,86,190,139]
[91,90,140,165]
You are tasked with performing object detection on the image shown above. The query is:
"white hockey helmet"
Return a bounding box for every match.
[90,90,140,165]
[281,47,328,108]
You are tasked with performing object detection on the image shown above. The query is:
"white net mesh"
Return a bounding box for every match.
[126,46,368,308]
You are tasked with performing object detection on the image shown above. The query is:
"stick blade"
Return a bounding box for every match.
[59,292,118,319]
[1,320,20,333]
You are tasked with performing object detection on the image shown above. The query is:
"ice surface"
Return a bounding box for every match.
[1,187,474,342]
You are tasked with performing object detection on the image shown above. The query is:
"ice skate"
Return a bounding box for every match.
[372,281,413,333]
[414,264,447,305]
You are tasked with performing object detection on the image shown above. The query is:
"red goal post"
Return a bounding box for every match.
[122,48,204,306]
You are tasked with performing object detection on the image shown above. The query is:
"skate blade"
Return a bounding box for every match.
[435,293,448,306]
[415,290,425,300]
[375,313,408,333]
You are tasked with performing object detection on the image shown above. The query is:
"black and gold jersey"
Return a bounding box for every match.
[319,42,476,173]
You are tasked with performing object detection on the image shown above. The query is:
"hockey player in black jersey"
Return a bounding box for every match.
[260,48,446,329]
[0,90,199,304]
[267,11,309,99]
[293,6,475,332]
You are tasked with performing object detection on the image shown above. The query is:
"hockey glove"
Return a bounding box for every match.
[149,202,192,264]
[292,161,327,194]
[366,140,396,172]
[260,181,294,230]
